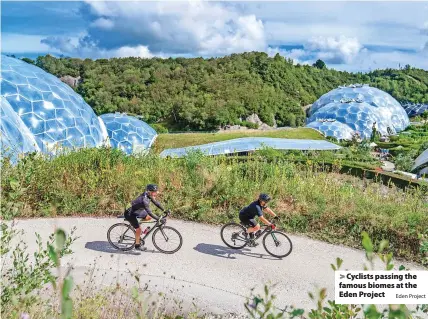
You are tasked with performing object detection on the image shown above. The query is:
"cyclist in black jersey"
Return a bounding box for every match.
[124,184,168,251]
[239,193,277,246]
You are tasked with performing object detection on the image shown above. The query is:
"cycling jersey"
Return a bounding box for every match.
[129,191,164,220]
[239,200,265,219]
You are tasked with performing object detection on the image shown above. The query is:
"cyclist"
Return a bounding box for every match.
[124,184,167,251]
[238,193,277,246]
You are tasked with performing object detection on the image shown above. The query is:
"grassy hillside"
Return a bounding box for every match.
[27,53,428,131]
[2,147,426,263]
[153,127,323,153]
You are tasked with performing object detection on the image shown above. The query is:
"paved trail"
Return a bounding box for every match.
[12,217,425,317]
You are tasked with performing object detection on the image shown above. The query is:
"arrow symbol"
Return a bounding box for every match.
[340,274,345,279]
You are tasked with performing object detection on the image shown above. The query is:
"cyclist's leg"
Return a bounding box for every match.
[247,219,260,236]
[125,210,142,245]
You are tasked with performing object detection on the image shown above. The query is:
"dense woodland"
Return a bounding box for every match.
[23,52,428,131]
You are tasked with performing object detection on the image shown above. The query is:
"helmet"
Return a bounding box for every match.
[258,193,271,202]
[146,184,158,192]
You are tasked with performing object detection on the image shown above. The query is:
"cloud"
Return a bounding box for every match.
[40,35,155,59]
[79,1,266,56]
[305,36,364,64]
[90,18,114,30]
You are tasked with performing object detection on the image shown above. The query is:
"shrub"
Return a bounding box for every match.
[150,123,169,134]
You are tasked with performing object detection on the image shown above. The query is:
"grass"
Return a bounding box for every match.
[152,127,324,153]
[2,147,427,263]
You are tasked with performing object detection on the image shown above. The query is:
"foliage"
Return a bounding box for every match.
[1,222,77,317]
[313,59,327,70]
[32,53,428,131]
[1,147,427,263]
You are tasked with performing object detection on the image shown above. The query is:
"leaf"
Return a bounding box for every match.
[48,245,58,266]
[56,229,66,251]
[131,287,139,299]
[361,232,373,253]
[9,178,19,190]
[336,257,343,269]
[399,265,405,271]
[62,275,73,298]
[378,240,389,253]
[291,309,304,317]
[61,299,73,319]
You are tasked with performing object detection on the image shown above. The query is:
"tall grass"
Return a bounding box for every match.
[1,147,427,262]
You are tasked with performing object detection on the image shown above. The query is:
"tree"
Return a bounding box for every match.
[313,59,326,70]
[21,58,35,65]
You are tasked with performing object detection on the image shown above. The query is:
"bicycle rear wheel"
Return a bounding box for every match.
[220,223,248,249]
[107,223,136,251]
[152,226,183,254]
[262,231,293,258]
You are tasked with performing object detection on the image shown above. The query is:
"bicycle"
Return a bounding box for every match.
[107,210,183,254]
[220,216,292,258]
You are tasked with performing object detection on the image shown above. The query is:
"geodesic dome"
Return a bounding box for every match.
[306,84,409,140]
[402,103,428,118]
[306,120,354,140]
[99,113,157,155]
[1,96,40,163]
[0,55,108,154]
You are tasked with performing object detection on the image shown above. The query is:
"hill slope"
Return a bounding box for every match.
[30,53,428,130]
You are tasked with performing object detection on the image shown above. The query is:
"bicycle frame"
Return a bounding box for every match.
[122,211,170,242]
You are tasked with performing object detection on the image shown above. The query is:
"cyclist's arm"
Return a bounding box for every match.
[151,198,165,212]
[263,207,276,218]
[259,215,272,226]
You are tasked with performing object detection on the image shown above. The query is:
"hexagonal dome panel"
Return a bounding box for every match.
[307,120,355,140]
[99,113,157,155]
[1,96,40,164]
[308,101,396,139]
[402,103,428,118]
[0,55,108,154]
[309,84,409,133]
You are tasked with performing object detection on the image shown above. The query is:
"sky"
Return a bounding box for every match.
[2,1,428,72]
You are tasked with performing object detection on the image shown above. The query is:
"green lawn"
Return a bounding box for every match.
[153,127,324,153]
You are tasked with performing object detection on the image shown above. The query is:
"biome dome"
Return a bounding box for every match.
[99,113,158,155]
[1,96,40,163]
[0,55,158,163]
[307,84,409,140]
[0,54,108,154]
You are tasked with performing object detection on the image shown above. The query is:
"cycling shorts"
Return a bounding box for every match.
[239,215,257,228]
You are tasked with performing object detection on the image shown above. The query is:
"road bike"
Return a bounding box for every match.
[107,210,183,254]
[220,216,292,258]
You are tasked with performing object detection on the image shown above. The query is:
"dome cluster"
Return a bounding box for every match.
[307,84,410,140]
[0,55,157,163]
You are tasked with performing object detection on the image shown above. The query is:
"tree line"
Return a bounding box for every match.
[21,53,428,131]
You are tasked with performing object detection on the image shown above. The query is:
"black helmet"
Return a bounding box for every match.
[146,184,158,192]
[258,193,271,202]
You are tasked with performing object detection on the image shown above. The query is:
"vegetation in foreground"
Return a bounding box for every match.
[29,53,428,131]
[1,219,427,319]
[1,147,426,263]
[152,127,323,153]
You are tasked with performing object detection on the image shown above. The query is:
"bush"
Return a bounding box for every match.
[150,123,169,134]
[241,121,259,129]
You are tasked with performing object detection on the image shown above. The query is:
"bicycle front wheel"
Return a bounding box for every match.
[220,223,248,249]
[152,226,183,254]
[107,223,136,251]
[262,231,293,258]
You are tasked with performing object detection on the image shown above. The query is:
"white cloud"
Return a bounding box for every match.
[306,36,364,64]
[80,0,266,56]
[90,18,114,30]
[114,45,153,58]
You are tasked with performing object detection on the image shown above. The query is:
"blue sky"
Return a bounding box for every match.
[2,1,428,72]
